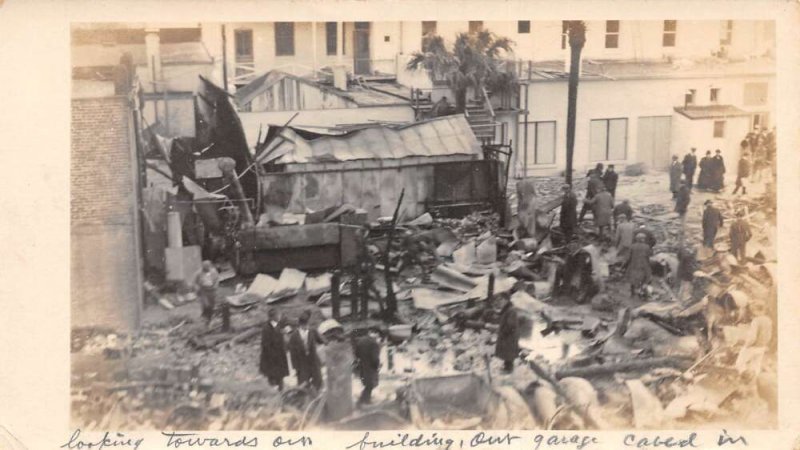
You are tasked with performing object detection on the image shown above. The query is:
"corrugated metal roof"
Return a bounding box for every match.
[260,115,481,164]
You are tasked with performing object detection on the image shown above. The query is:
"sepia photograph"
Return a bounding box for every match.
[69,18,778,432]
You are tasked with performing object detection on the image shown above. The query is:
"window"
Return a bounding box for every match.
[561,21,569,50]
[605,20,620,49]
[524,121,556,165]
[710,87,720,103]
[275,22,295,56]
[743,82,768,106]
[325,22,337,56]
[422,21,437,51]
[713,120,726,138]
[720,20,733,46]
[662,20,677,47]
[234,29,253,61]
[685,89,696,106]
[469,21,484,34]
[518,21,530,34]
[590,118,628,161]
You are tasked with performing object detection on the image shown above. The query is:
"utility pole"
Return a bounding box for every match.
[221,24,229,92]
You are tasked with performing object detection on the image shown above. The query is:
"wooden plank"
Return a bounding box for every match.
[241,223,341,249]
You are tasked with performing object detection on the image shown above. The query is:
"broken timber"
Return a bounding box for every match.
[555,356,694,379]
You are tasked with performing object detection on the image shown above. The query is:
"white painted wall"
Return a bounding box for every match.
[517,74,774,177]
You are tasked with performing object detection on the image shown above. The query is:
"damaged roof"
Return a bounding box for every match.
[674,105,751,120]
[234,70,410,109]
[260,115,481,165]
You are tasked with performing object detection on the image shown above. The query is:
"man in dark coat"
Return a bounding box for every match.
[260,309,289,391]
[586,187,614,239]
[710,149,726,192]
[288,310,323,390]
[697,151,713,190]
[495,295,520,373]
[682,148,698,188]
[669,155,682,198]
[676,246,697,303]
[354,329,381,406]
[730,211,752,262]
[674,181,691,218]
[579,171,606,222]
[732,152,751,195]
[626,234,653,298]
[559,184,578,241]
[603,165,619,198]
[702,200,724,249]
[613,199,634,229]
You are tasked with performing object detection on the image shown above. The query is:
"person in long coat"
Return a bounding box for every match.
[614,214,635,262]
[674,182,691,218]
[288,310,323,390]
[697,151,712,190]
[603,165,619,198]
[586,188,614,239]
[710,149,726,192]
[730,211,753,262]
[495,295,520,373]
[702,200,724,249]
[682,148,698,188]
[732,152,751,195]
[669,155,682,198]
[260,308,290,391]
[354,329,381,406]
[559,184,578,241]
[579,171,606,222]
[626,234,653,297]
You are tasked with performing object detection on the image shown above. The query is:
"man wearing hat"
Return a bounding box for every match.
[626,233,653,298]
[702,200,724,249]
[559,184,578,241]
[730,210,753,262]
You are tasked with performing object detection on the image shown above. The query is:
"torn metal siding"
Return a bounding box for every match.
[261,115,481,165]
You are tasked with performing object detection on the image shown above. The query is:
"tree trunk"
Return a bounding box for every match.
[454,87,467,113]
[565,25,585,186]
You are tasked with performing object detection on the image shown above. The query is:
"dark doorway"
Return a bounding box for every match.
[354,22,371,75]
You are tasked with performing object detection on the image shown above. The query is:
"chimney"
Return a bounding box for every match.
[332,65,348,91]
[145,28,162,91]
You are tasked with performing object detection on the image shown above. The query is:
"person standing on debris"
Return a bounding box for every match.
[194,260,220,328]
[626,233,653,298]
[585,187,614,239]
[613,199,634,230]
[702,200,724,249]
[710,149,726,192]
[495,294,520,374]
[603,165,619,198]
[354,328,381,406]
[260,308,290,391]
[669,155,682,198]
[697,150,713,190]
[730,210,753,262]
[579,169,606,222]
[732,151,751,195]
[676,246,697,303]
[614,214,635,262]
[288,310,323,391]
[560,184,578,241]
[682,148,698,189]
[674,181,691,219]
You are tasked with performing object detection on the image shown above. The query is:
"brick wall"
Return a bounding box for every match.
[71,96,142,331]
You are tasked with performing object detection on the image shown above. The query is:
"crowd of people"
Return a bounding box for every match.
[560,125,775,300]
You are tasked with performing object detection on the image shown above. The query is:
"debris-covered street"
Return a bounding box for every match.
[71,168,777,430]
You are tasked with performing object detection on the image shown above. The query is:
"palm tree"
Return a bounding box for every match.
[407,30,515,113]
[565,21,586,186]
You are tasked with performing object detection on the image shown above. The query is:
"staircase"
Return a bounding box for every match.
[465,101,497,143]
